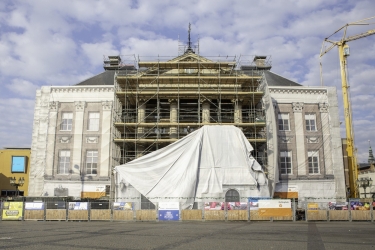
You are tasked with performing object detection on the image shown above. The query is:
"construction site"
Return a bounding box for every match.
[109,44,271,171]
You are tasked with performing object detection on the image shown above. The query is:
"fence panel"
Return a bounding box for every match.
[90,201,111,221]
[227,210,247,221]
[68,202,88,221]
[46,210,66,221]
[24,202,44,221]
[204,210,225,220]
[329,210,349,221]
[181,210,202,221]
[204,202,225,221]
[112,202,134,221]
[249,210,270,221]
[351,210,371,221]
[46,200,66,221]
[136,210,157,221]
[227,202,248,221]
[307,210,327,221]
[24,210,44,220]
[306,202,327,221]
[1,201,23,221]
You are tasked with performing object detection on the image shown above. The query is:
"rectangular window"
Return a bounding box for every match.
[86,150,98,175]
[88,112,100,131]
[58,150,70,174]
[280,151,292,174]
[278,113,290,131]
[60,112,73,131]
[11,156,26,173]
[308,151,319,174]
[305,113,316,131]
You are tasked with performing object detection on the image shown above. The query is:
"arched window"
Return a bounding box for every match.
[225,189,240,202]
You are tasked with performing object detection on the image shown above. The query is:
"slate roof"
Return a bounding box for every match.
[76,66,137,86]
[264,71,301,87]
[75,60,302,87]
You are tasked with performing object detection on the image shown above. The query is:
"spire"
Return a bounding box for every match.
[185,23,194,53]
[368,140,375,164]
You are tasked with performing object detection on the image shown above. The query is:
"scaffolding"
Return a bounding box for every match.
[111,51,272,173]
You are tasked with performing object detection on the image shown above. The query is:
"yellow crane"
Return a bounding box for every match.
[320,16,375,198]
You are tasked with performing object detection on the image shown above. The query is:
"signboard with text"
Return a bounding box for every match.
[2,202,23,220]
[258,199,292,217]
[25,202,44,210]
[158,202,179,221]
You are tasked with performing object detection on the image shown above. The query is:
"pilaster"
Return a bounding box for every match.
[100,101,112,177]
[72,101,85,175]
[319,102,333,175]
[293,102,306,176]
[45,101,59,176]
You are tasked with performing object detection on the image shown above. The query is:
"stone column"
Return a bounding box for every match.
[319,102,333,175]
[232,99,243,124]
[293,102,306,176]
[137,100,146,135]
[100,101,112,178]
[201,100,210,124]
[45,101,58,177]
[169,99,178,139]
[72,101,85,175]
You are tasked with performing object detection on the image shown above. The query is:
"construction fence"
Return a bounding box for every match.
[1,198,374,222]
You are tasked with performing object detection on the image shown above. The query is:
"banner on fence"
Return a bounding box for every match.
[307,203,319,212]
[349,199,370,210]
[227,202,248,210]
[68,202,88,210]
[2,202,23,220]
[158,202,179,221]
[248,197,271,210]
[25,202,44,210]
[328,201,348,210]
[258,200,292,217]
[113,202,133,210]
[204,202,222,210]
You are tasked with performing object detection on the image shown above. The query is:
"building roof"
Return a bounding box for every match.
[75,57,302,87]
[76,66,136,86]
[264,71,301,87]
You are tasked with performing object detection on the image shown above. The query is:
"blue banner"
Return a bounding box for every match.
[159,210,179,221]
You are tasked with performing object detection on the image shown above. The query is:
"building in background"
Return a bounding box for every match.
[0,148,30,197]
[27,41,346,205]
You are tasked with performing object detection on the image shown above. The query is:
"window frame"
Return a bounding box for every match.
[308,151,320,174]
[60,112,73,131]
[278,113,290,131]
[305,113,317,131]
[85,150,98,175]
[280,151,292,175]
[58,150,70,175]
[88,112,100,131]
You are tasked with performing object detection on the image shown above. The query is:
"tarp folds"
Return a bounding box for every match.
[115,125,270,209]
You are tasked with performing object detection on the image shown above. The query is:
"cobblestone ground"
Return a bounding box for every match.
[0,221,374,250]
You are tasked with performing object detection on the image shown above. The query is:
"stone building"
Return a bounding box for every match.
[28,45,346,204]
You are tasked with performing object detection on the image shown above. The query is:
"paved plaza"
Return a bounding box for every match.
[0,221,374,250]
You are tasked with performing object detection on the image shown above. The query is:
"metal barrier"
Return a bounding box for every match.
[1,198,374,222]
[305,200,374,222]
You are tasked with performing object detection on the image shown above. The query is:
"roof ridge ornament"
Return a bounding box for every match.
[185,23,195,54]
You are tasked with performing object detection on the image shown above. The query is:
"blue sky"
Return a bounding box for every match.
[0,0,374,162]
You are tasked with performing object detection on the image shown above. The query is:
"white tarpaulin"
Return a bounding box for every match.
[115,125,270,209]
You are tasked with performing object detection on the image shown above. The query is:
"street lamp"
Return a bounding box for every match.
[356,177,373,198]
[9,177,25,197]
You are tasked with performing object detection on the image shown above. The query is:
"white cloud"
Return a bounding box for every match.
[6,78,39,97]
[0,98,35,148]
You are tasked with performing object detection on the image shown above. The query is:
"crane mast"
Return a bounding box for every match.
[320,16,375,198]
